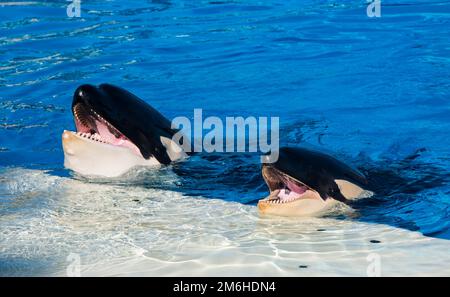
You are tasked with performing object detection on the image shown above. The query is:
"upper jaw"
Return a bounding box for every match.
[70,100,143,158]
[72,101,97,134]
[72,101,121,136]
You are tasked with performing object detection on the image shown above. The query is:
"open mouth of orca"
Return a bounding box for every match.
[260,165,320,205]
[71,99,142,156]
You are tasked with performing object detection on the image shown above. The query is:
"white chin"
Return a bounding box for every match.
[62,130,160,177]
[258,198,337,217]
[257,190,337,217]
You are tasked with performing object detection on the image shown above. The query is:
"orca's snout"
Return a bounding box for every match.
[72,84,100,108]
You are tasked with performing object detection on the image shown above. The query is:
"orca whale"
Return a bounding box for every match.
[62,84,188,177]
[258,147,373,216]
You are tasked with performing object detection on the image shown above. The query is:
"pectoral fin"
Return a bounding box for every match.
[335,179,374,200]
[160,136,188,162]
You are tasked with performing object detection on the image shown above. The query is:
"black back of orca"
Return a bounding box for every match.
[272,147,368,202]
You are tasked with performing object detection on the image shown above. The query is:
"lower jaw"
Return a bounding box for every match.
[62,130,160,177]
[257,191,335,217]
[72,130,110,144]
[68,129,141,156]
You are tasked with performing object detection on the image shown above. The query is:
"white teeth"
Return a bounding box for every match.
[267,197,298,204]
[86,108,121,136]
[72,107,109,144]
[74,131,106,143]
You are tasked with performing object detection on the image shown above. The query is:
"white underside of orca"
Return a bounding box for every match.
[62,130,186,177]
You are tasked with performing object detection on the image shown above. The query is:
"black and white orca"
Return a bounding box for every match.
[258,147,373,216]
[62,84,188,177]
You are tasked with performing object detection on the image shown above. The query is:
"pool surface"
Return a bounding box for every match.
[0,0,449,276]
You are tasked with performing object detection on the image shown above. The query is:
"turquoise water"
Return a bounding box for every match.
[0,0,450,276]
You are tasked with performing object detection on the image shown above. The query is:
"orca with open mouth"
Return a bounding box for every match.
[62,84,188,177]
[258,147,374,216]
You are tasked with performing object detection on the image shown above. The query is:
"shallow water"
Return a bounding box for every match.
[1,0,450,276]
[2,168,450,276]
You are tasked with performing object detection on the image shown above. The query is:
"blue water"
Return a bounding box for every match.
[0,0,450,275]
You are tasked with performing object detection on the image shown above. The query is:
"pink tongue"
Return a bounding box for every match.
[277,189,302,201]
[95,120,141,155]
[286,180,307,195]
[276,180,308,201]
[96,121,122,144]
